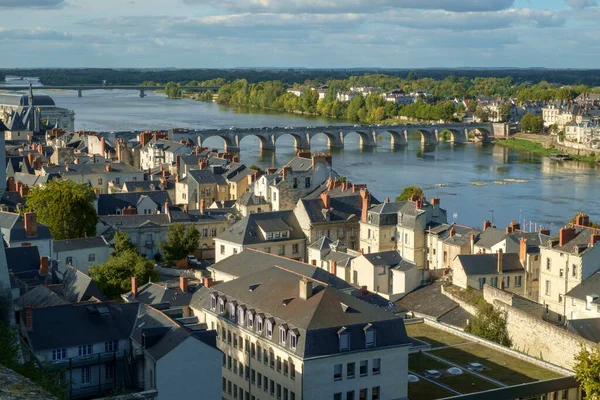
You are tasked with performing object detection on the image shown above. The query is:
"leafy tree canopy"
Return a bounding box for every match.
[396,186,425,202]
[25,179,98,240]
[465,302,512,347]
[89,232,158,298]
[520,113,544,133]
[574,345,600,399]
[160,223,200,264]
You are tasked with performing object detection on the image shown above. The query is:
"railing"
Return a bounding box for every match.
[52,352,122,368]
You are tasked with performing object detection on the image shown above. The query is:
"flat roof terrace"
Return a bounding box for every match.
[405,321,570,400]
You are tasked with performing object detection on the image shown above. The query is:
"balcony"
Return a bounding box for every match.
[52,352,122,369]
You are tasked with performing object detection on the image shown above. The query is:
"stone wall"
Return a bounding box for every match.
[440,284,479,315]
[484,285,594,370]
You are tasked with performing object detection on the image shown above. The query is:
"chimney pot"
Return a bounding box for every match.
[131,277,138,297]
[24,212,38,237]
[330,261,337,276]
[39,256,49,275]
[320,192,331,209]
[180,276,189,293]
[497,248,504,274]
[299,277,313,300]
[559,227,577,247]
[520,237,527,264]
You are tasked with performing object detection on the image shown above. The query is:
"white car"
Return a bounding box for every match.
[187,255,199,266]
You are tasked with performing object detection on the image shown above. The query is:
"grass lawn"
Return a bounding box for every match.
[406,323,473,348]
[409,353,448,373]
[431,343,562,386]
[496,138,597,163]
[438,373,500,394]
[407,380,455,400]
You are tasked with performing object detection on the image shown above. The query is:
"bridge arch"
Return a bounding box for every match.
[236,133,275,151]
[467,127,491,142]
[385,130,407,146]
[406,128,437,145]
[437,129,467,143]
[200,134,234,152]
[274,132,309,150]
[341,130,376,148]
[309,131,344,149]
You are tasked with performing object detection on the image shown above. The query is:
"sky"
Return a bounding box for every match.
[0,0,599,68]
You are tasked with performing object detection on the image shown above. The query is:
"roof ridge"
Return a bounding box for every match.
[273,265,329,287]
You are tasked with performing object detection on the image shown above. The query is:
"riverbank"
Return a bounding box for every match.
[496,137,598,163]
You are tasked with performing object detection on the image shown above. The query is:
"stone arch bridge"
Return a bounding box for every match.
[169,123,496,152]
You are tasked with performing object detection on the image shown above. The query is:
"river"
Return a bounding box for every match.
[3,78,599,231]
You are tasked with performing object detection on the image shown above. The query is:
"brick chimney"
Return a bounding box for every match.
[330,261,337,276]
[183,204,189,214]
[74,157,80,165]
[39,256,49,275]
[299,277,313,300]
[540,228,550,236]
[431,197,440,207]
[483,220,492,231]
[24,212,37,237]
[24,306,33,330]
[311,259,316,266]
[415,198,423,210]
[360,286,368,296]
[360,188,370,223]
[559,227,577,247]
[506,226,513,234]
[164,200,170,215]
[497,248,504,274]
[200,198,206,215]
[320,192,331,209]
[282,166,291,181]
[180,276,189,293]
[385,197,390,203]
[19,183,29,197]
[519,237,527,264]
[449,227,455,237]
[131,277,138,297]
[576,213,590,227]
[7,177,16,192]
[203,276,214,288]
[470,234,475,254]
[509,219,520,232]
[34,157,42,171]
[590,233,600,247]
[105,164,112,172]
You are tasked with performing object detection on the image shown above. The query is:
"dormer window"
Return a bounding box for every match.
[289,330,298,351]
[218,298,226,314]
[279,326,287,345]
[210,293,217,311]
[364,325,376,348]
[338,327,350,352]
[229,302,237,321]
[257,314,264,333]
[266,318,274,339]
[237,305,246,325]
[247,311,254,329]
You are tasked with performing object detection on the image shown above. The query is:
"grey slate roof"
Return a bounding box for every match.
[299,195,363,223]
[567,318,600,343]
[0,212,52,242]
[188,169,227,186]
[96,191,172,216]
[238,192,268,207]
[208,266,411,358]
[475,227,507,249]
[122,180,172,192]
[43,162,142,176]
[26,302,139,351]
[53,237,108,253]
[456,253,525,275]
[541,226,599,255]
[209,249,353,291]
[363,251,404,267]
[565,271,600,302]
[58,266,107,303]
[217,210,304,246]
[308,236,333,250]
[6,246,42,281]
[13,285,69,310]
[506,231,550,253]
[123,282,194,308]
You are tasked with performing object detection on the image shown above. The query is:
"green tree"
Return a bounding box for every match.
[161,223,201,264]
[396,186,424,202]
[499,102,512,122]
[25,179,98,240]
[89,232,158,298]
[164,81,182,98]
[474,106,490,122]
[520,113,544,133]
[465,302,512,346]
[574,345,600,399]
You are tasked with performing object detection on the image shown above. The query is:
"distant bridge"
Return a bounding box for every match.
[169,123,497,152]
[0,85,220,98]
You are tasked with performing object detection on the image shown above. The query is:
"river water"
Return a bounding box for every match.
[3,80,599,231]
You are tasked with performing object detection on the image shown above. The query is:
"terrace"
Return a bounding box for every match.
[406,322,568,400]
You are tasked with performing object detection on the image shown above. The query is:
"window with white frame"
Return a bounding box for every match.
[78,344,92,356]
[365,326,376,348]
[266,320,274,338]
[279,326,287,344]
[229,302,237,320]
[338,329,350,352]
[52,348,66,361]
[289,331,298,350]
[237,306,245,325]
[104,341,119,352]
[247,312,254,329]
[219,298,226,314]
[210,294,217,311]
[81,366,91,384]
[257,315,264,333]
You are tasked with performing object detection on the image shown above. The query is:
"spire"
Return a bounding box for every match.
[28,82,34,107]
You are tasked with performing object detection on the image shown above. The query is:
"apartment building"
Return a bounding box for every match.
[539,216,600,323]
[201,266,411,400]
[564,271,600,321]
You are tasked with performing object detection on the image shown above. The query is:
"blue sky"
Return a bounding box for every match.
[0,0,598,68]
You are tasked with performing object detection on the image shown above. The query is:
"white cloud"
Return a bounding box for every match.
[0,0,64,8]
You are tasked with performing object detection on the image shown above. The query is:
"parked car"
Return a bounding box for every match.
[187,255,200,267]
